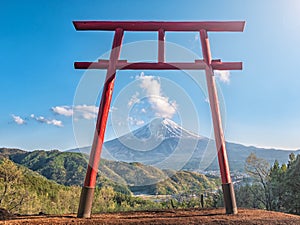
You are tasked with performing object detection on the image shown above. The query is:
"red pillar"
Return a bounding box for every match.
[77,28,124,218]
[199,29,237,214]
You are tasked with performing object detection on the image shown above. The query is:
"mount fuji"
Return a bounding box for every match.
[101,118,210,170]
[69,118,300,172]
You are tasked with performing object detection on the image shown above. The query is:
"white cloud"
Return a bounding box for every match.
[73,105,98,120]
[11,113,62,127]
[11,114,25,125]
[49,119,63,127]
[148,96,177,118]
[128,92,140,107]
[204,97,209,104]
[127,116,145,126]
[33,115,63,127]
[214,70,230,84]
[52,106,73,116]
[141,108,146,113]
[136,120,145,126]
[136,73,177,119]
[52,105,98,120]
[109,106,118,113]
[139,75,161,96]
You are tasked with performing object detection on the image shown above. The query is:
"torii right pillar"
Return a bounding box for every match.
[200,29,237,214]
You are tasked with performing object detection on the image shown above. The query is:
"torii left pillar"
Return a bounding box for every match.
[77,28,124,218]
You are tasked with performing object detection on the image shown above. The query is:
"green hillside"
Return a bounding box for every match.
[0,148,219,215]
[0,157,80,214]
[130,170,217,195]
[0,157,165,215]
[0,148,217,195]
[7,149,88,186]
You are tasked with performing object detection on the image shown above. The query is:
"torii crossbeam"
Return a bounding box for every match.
[73,20,245,218]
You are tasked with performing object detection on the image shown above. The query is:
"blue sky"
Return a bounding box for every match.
[1,0,300,151]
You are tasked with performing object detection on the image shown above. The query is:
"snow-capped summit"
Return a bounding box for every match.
[160,118,202,139]
[131,118,202,140]
[102,118,208,169]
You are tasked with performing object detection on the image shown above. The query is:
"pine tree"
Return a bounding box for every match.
[269,160,287,211]
[284,154,300,214]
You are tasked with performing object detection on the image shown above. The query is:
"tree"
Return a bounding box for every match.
[245,153,271,210]
[0,158,29,213]
[235,184,256,208]
[284,154,300,214]
[269,160,287,211]
[241,153,300,215]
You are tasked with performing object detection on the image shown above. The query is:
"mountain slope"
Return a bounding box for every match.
[7,150,89,186]
[130,170,217,195]
[0,148,216,195]
[0,149,131,194]
[0,157,80,214]
[102,118,206,169]
[69,118,300,172]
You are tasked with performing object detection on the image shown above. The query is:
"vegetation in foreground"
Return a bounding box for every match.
[235,153,300,215]
[0,151,218,215]
[0,148,299,216]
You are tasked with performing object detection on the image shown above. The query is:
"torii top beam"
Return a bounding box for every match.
[73,21,244,71]
[73,21,245,32]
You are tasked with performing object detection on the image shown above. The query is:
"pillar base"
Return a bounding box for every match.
[222,183,238,214]
[77,186,95,218]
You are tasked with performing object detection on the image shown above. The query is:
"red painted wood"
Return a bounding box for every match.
[83,28,124,188]
[200,29,231,184]
[74,61,242,70]
[211,62,242,70]
[73,21,245,32]
[158,28,165,63]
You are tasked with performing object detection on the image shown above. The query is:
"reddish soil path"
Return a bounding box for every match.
[1,208,300,225]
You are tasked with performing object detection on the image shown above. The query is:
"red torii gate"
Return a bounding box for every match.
[73,21,245,218]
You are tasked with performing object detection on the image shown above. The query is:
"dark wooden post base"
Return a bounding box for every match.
[77,186,95,218]
[222,183,238,214]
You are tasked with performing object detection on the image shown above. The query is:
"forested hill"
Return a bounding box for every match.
[1,148,299,216]
[0,158,172,215]
[2,149,89,186]
[0,148,217,195]
[0,157,80,214]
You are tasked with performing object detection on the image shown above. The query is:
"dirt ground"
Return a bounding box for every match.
[1,208,300,225]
